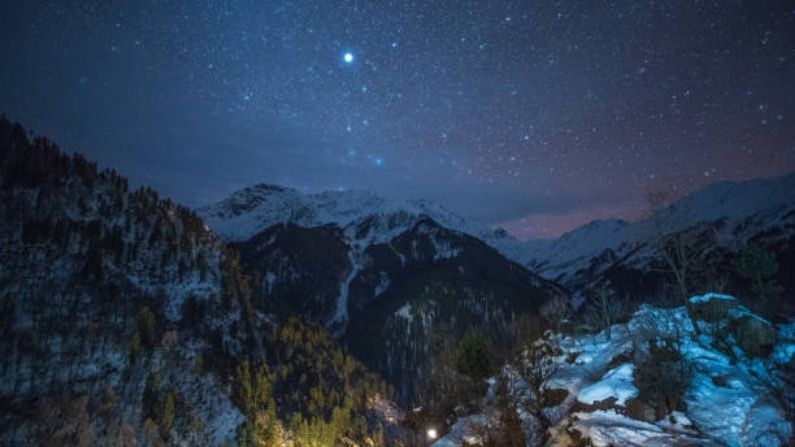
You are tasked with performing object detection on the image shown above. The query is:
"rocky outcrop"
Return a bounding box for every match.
[688,293,778,357]
[687,293,740,323]
[433,299,794,447]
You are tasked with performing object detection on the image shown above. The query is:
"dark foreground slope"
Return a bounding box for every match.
[0,118,399,446]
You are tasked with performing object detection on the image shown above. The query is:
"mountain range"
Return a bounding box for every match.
[201,170,795,309]
[198,183,563,403]
[524,173,795,279]
[1,116,793,446]
[195,171,795,404]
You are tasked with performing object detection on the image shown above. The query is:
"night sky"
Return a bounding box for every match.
[1,1,794,239]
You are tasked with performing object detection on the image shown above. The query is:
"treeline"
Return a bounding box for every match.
[1,117,214,287]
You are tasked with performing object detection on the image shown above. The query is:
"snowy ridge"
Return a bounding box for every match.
[657,172,795,225]
[522,218,631,279]
[523,171,795,285]
[198,183,522,260]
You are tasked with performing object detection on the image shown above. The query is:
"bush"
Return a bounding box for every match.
[584,281,628,340]
[629,338,691,422]
[542,388,569,407]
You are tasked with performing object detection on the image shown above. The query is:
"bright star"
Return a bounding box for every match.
[343,52,354,63]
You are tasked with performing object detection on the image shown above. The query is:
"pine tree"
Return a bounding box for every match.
[235,360,255,417]
[455,328,494,382]
[161,389,176,437]
[735,244,783,301]
[143,372,161,420]
[137,306,157,349]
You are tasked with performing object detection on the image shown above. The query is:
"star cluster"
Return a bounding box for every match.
[0,1,793,238]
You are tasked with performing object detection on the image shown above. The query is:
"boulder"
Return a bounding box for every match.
[625,398,659,423]
[729,314,777,357]
[686,293,739,323]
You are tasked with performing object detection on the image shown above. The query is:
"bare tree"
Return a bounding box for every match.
[509,337,560,443]
[642,184,706,302]
[539,294,572,333]
[585,281,627,340]
[660,231,698,300]
[467,375,526,447]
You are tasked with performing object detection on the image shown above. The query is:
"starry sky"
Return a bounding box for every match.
[1,1,794,239]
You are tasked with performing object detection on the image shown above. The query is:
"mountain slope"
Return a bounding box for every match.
[523,173,795,300]
[199,183,524,261]
[200,184,566,403]
[0,118,399,446]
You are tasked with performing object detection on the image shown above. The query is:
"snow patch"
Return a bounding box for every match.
[689,292,736,304]
[265,271,277,294]
[395,302,413,324]
[374,272,390,297]
[329,249,364,327]
[576,363,638,406]
[558,410,701,447]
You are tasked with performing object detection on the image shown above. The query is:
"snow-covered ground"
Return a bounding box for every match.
[576,363,638,406]
[433,293,795,447]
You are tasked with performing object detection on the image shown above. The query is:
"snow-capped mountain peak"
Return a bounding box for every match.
[198,183,521,257]
[522,171,795,287]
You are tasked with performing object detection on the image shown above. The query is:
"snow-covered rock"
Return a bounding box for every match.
[687,292,740,323]
[431,414,490,447]
[552,410,704,447]
[576,363,638,406]
[687,293,778,357]
[438,294,793,447]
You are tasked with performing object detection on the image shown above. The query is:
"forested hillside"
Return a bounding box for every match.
[0,118,398,446]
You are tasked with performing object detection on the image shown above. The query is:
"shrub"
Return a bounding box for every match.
[584,281,628,340]
[542,388,569,407]
[629,338,691,421]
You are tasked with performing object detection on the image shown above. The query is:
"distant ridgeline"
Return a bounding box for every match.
[522,168,795,317]
[0,117,397,446]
